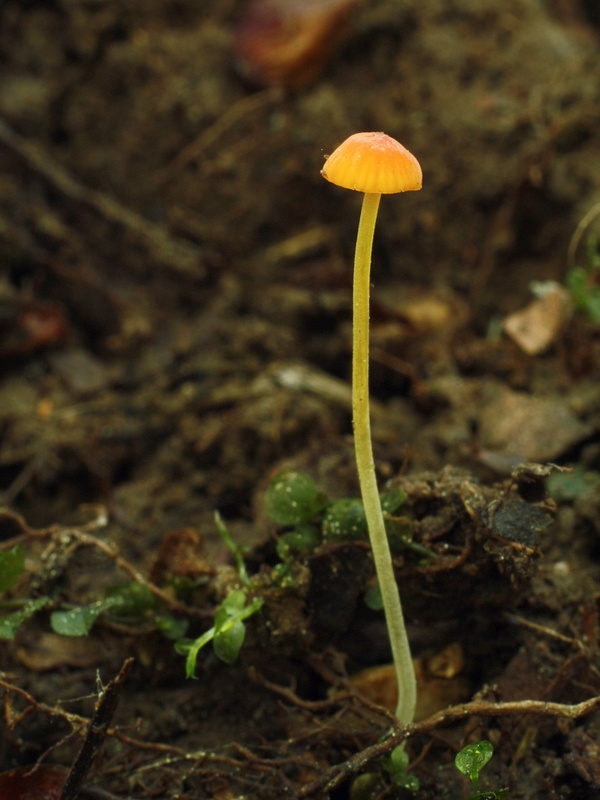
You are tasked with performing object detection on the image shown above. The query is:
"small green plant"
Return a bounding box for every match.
[176,512,264,675]
[183,468,410,669]
[1,514,262,670]
[0,473,430,680]
[0,543,186,640]
[349,744,419,799]
[455,740,509,799]
[50,581,186,638]
[178,588,264,675]
[0,544,51,639]
[265,470,436,597]
[0,544,25,592]
[384,744,420,792]
[265,470,434,560]
[566,233,600,322]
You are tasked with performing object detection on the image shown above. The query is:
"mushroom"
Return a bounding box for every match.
[321,131,422,724]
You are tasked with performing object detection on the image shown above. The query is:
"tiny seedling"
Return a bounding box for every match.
[214,510,251,587]
[349,745,419,798]
[0,541,187,640]
[0,544,25,592]
[1,515,260,669]
[0,596,51,639]
[265,470,426,550]
[455,740,509,800]
[50,581,188,638]
[383,744,420,792]
[0,544,51,639]
[177,512,264,675]
[265,470,435,592]
[179,589,264,675]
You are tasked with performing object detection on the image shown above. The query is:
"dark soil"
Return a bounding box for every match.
[2,1,600,798]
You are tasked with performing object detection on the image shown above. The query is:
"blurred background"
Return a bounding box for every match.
[1,0,600,537]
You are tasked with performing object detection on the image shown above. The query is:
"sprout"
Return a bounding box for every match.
[455,740,509,799]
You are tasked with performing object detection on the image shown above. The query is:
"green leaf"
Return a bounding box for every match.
[213,619,246,664]
[276,525,319,561]
[215,512,250,586]
[217,589,246,618]
[0,596,50,639]
[389,745,410,773]
[587,233,600,267]
[51,596,123,637]
[105,582,158,617]
[0,545,25,593]
[265,471,325,525]
[566,237,600,323]
[380,488,407,515]
[566,265,589,307]
[181,593,264,676]
[384,515,415,552]
[583,293,600,323]
[547,467,600,501]
[154,614,188,641]
[456,740,494,787]
[322,498,368,541]
[364,582,383,611]
[349,773,382,800]
[384,745,420,792]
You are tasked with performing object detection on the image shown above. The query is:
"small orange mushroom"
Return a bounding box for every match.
[322,131,422,194]
[322,131,422,724]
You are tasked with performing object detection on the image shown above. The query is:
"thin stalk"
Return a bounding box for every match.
[352,191,416,724]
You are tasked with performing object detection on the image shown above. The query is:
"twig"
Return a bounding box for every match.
[249,667,352,712]
[0,675,90,733]
[299,694,600,796]
[504,611,585,649]
[66,528,211,619]
[60,659,134,800]
[14,510,211,620]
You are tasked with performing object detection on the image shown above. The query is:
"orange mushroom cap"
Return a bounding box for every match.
[321,131,422,194]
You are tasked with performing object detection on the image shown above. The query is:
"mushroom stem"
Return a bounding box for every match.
[352,191,417,725]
